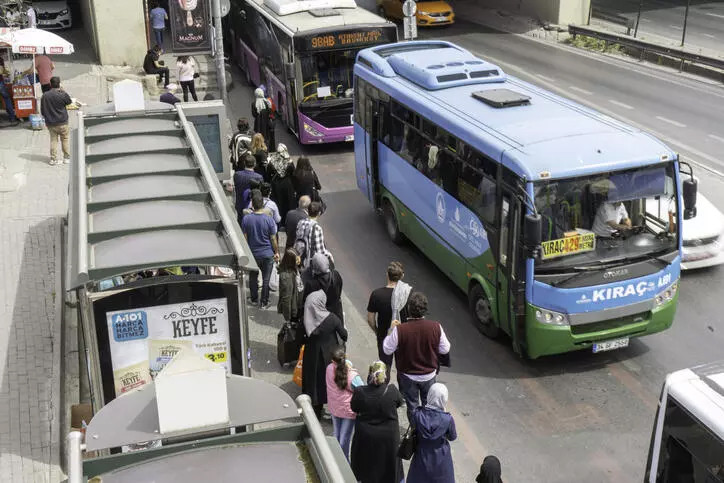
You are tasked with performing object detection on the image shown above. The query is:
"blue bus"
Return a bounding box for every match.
[353,41,697,358]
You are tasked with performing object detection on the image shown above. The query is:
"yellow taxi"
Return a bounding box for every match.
[377,0,455,26]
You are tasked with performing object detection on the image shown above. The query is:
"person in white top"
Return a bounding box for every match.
[592,200,633,237]
[26,4,37,28]
[176,56,198,102]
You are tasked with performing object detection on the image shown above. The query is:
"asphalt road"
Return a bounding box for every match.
[592,0,724,53]
[227,20,724,482]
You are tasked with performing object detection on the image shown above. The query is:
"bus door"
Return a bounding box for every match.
[496,192,520,339]
[355,82,381,207]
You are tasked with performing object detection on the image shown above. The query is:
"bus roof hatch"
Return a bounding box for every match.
[472,89,531,108]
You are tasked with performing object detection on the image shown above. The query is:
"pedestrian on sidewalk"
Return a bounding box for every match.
[149,2,168,49]
[272,160,296,227]
[476,455,503,483]
[277,247,303,324]
[250,133,269,179]
[27,54,54,93]
[177,56,198,102]
[407,383,457,483]
[367,261,412,380]
[143,45,169,87]
[0,57,20,126]
[233,153,263,226]
[303,252,343,324]
[229,118,253,169]
[292,156,322,203]
[259,84,277,149]
[41,76,72,166]
[326,348,364,461]
[160,83,181,105]
[241,189,280,308]
[26,3,37,28]
[350,360,405,483]
[247,182,281,225]
[294,201,333,269]
[252,87,273,146]
[302,289,348,419]
[383,291,451,423]
[285,195,310,248]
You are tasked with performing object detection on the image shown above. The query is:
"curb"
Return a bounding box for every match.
[50,216,64,481]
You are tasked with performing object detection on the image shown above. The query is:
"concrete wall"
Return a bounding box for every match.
[77,0,148,67]
[468,0,590,25]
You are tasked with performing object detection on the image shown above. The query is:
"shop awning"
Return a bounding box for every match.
[67,101,255,289]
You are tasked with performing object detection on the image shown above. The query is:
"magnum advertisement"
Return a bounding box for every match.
[169,0,212,53]
[106,298,231,396]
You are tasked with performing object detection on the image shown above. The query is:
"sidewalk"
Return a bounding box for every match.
[0,49,105,482]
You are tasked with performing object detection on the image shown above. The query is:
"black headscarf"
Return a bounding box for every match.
[476,455,502,483]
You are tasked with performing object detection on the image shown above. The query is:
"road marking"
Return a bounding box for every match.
[569,85,593,95]
[669,24,683,30]
[535,73,555,82]
[705,12,724,19]
[640,18,651,23]
[656,116,686,128]
[709,134,724,143]
[608,99,634,110]
[703,33,717,39]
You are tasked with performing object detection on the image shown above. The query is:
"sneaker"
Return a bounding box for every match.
[49,159,59,166]
[63,157,70,164]
[246,297,258,306]
[260,301,271,310]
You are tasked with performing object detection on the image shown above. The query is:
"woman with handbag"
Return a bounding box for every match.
[277,248,303,323]
[177,56,198,102]
[325,348,364,461]
[302,289,347,419]
[406,383,457,483]
[292,156,322,203]
[350,361,405,483]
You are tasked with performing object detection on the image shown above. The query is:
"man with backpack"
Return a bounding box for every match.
[229,118,253,169]
[294,201,333,269]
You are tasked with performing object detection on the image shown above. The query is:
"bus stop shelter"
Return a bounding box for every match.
[66,93,257,414]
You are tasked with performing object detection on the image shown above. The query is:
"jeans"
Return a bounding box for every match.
[332,415,355,461]
[180,79,197,102]
[249,255,274,304]
[397,372,435,424]
[0,82,17,121]
[48,123,70,161]
[153,28,163,48]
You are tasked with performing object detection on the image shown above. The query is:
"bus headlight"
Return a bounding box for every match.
[535,308,569,326]
[654,281,678,306]
[303,123,323,137]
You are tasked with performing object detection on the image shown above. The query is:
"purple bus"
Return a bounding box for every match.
[226,0,397,144]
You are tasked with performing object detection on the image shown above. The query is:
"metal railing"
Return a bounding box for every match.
[591,7,635,35]
[569,25,724,75]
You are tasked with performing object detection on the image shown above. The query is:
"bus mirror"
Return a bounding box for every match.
[683,177,697,220]
[524,214,542,250]
[285,63,296,80]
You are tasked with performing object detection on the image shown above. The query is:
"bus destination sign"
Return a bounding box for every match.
[541,232,596,260]
[302,28,392,51]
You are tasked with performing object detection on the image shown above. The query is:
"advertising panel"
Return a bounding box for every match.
[169,0,212,53]
[106,298,231,396]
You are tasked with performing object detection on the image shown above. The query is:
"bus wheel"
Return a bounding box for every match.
[469,284,499,338]
[383,200,404,245]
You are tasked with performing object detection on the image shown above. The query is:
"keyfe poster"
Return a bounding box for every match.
[106,298,231,395]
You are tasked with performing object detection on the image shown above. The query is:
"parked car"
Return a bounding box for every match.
[34,0,71,30]
[377,0,454,26]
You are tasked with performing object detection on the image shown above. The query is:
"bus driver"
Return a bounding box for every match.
[592,200,633,237]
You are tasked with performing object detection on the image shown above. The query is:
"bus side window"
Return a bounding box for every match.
[354,77,367,127]
[500,197,511,266]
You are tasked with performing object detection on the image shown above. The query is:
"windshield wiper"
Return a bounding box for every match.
[549,267,599,287]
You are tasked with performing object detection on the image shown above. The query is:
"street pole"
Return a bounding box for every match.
[211,0,228,103]
[634,0,643,37]
[681,0,691,46]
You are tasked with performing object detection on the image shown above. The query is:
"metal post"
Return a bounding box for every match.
[296,395,345,482]
[67,431,84,483]
[587,1,592,25]
[634,0,644,37]
[681,0,690,46]
[211,0,228,103]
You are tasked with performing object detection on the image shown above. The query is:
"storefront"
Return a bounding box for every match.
[67,95,254,413]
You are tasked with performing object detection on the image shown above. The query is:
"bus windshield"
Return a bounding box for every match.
[300,49,357,103]
[534,163,678,271]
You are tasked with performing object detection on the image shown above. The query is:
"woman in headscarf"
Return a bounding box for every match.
[303,253,344,324]
[268,144,296,224]
[302,289,347,418]
[407,382,457,483]
[476,455,503,483]
[350,361,405,483]
[251,87,273,144]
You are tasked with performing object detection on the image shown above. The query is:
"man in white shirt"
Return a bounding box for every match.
[592,201,632,237]
[26,4,37,28]
[383,291,451,423]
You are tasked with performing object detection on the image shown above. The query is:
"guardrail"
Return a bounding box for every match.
[569,25,724,75]
[591,7,635,35]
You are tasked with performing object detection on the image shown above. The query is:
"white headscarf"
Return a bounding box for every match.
[303,289,330,336]
[254,88,271,112]
[425,383,449,411]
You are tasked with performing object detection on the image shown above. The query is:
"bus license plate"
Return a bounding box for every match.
[592,337,629,353]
